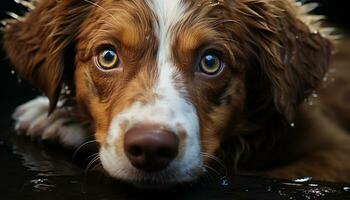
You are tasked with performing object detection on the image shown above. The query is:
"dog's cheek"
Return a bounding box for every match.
[74,64,111,143]
[197,78,246,162]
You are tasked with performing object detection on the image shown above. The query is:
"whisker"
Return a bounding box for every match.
[72,140,98,161]
[85,152,99,163]
[91,162,103,171]
[201,152,227,172]
[203,164,223,179]
[201,166,216,184]
[85,155,100,174]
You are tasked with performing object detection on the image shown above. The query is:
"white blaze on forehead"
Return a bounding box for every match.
[146,0,187,61]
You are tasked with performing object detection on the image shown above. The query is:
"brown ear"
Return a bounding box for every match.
[236,0,333,121]
[2,0,91,112]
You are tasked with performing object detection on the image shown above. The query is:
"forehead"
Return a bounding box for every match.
[93,0,228,43]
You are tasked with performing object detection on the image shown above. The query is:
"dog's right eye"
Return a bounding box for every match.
[96,49,120,70]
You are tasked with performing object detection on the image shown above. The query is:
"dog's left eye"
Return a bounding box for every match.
[96,49,120,70]
[199,53,223,75]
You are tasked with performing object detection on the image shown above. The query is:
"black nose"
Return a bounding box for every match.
[124,125,179,172]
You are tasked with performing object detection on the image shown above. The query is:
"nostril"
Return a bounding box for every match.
[129,145,143,157]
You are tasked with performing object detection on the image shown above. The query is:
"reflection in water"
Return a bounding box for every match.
[27,178,56,192]
[1,122,350,200]
[11,139,83,177]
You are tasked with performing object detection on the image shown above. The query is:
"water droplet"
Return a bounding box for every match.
[267,186,272,192]
[17,76,22,84]
[312,92,319,98]
[293,177,312,183]
[219,177,231,188]
[309,183,318,187]
[11,70,16,75]
[29,178,56,192]
[343,187,350,192]
[290,123,295,128]
[283,182,303,186]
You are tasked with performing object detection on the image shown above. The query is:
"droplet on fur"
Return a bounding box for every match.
[343,187,350,192]
[11,70,16,75]
[290,123,295,128]
[312,92,319,98]
[208,0,224,7]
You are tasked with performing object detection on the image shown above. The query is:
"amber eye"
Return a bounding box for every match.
[199,53,222,75]
[96,49,119,70]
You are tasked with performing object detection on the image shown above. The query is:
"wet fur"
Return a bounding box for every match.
[3,0,350,183]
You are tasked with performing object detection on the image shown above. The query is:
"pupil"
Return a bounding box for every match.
[104,51,115,62]
[205,55,216,68]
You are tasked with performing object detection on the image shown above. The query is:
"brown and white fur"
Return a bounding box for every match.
[3,0,349,186]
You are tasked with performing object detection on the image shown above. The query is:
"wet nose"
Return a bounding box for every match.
[124,125,179,172]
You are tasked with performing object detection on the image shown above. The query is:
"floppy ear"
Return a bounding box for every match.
[2,0,91,112]
[237,0,333,121]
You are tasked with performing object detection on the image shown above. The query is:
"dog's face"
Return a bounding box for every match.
[3,0,332,186]
[74,0,246,184]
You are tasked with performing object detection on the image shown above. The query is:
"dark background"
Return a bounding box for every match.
[0,1,349,199]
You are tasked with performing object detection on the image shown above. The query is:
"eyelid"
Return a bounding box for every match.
[94,43,118,56]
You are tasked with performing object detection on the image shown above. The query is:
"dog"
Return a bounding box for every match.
[3,0,350,187]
